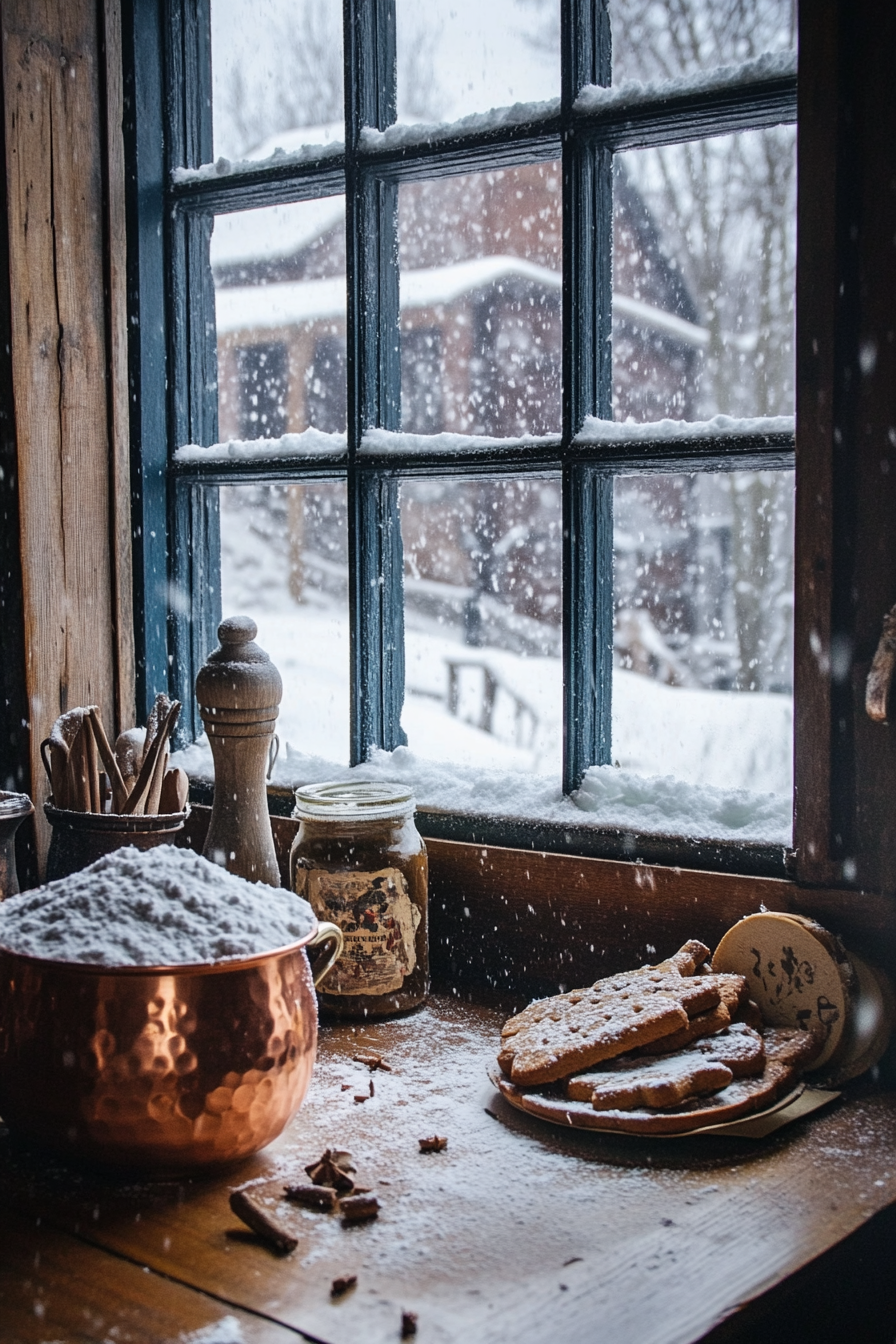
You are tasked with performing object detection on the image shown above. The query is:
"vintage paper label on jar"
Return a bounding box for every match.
[296,867,421,996]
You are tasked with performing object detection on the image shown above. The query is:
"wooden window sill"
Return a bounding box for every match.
[1,993,894,1343]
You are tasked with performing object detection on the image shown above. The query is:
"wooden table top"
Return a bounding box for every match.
[2,995,896,1344]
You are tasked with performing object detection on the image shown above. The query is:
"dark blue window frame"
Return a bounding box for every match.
[121,0,796,876]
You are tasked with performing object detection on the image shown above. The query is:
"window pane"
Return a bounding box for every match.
[398,164,561,437]
[612,470,793,835]
[210,0,344,162]
[400,476,561,776]
[212,198,346,439]
[613,128,796,422]
[396,0,559,124]
[611,0,796,85]
[218,482,349,764]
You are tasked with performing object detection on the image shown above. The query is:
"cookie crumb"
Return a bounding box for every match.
[331,1274,357,1296]
[401,1310,418,1337]
[418,1135,447,1153]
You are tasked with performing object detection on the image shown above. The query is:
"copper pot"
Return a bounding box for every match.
[0,921,342,1174]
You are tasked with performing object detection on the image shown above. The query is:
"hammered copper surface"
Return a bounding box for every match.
[0,940,320,1172]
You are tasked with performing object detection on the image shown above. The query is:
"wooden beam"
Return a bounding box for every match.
[1,0,122,860]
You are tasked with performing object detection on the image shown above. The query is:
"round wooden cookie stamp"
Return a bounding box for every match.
[712,912,854,1069]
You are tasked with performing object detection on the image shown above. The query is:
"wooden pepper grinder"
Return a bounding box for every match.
[196,616,282,886]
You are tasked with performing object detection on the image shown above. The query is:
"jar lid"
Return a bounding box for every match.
[292,780,415,822]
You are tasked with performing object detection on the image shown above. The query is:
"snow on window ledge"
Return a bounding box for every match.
[175,428,347,465]
[173,50,795,190]
[574,50,798,117]
[172,137,345,187]
[360,427,558,458]
[575,414,795,445]
[172,739,791,848]
[358,99,561,154]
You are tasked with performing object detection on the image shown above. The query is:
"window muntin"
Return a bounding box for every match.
[166,0,797,869]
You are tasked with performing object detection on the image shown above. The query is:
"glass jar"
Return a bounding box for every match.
[289,782,428,1018]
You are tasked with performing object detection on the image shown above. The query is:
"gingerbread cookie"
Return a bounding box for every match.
[497,983,689,1085]
[566,1053,734,1110]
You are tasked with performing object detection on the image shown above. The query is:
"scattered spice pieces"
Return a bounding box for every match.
[229,1190,297,1254]
[341,1084,351,1092]
[483,1107,497,1120]
[340,1193,380,1223]
[418,1135,448,1153]
[563,1256,583,1267]
[331,1274,358,1297]
[369,1079,375,1097]
[401,1310,418,1337]
[283,1184,338,1211]
[353,1093,369,1104]
[352,1051,392,1071]
[306,1149,356,1193]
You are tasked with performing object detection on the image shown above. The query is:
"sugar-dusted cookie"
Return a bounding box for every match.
[498,1026,820,1135]
[693,1022,766,1078]
[572,1026,821,1133]
[566,1053,734,1110]
[637,1002,732,1054]
[497,983,689,1085]
[655,940,711,976]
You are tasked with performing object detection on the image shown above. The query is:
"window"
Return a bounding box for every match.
[127,0,797,876]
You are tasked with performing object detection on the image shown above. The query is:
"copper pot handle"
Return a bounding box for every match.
[306,921,344,989]
[866,604,896,722]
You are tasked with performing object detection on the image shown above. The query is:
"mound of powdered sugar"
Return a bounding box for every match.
[0,845,316,966]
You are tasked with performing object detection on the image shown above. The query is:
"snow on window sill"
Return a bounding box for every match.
[575,414,795,446]
[574,50,797,117]
[173,738,791,855]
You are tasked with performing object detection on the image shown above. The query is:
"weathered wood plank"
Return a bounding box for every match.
[0,1204,297,1343]
[1,0,118,861]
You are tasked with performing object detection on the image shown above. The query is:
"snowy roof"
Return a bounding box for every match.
[215,253,710,349]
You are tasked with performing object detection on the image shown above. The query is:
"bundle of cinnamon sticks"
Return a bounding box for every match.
[41,695,189,817]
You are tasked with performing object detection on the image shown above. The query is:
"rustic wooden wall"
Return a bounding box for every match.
[1,0,133,861]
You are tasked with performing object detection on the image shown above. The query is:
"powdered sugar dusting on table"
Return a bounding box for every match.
[0,845,315,966]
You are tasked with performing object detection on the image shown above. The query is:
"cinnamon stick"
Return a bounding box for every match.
[283,1184,338,1211]
[229,1190,297,1253]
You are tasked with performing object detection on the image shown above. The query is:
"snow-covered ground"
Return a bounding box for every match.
[193,494,793,846]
